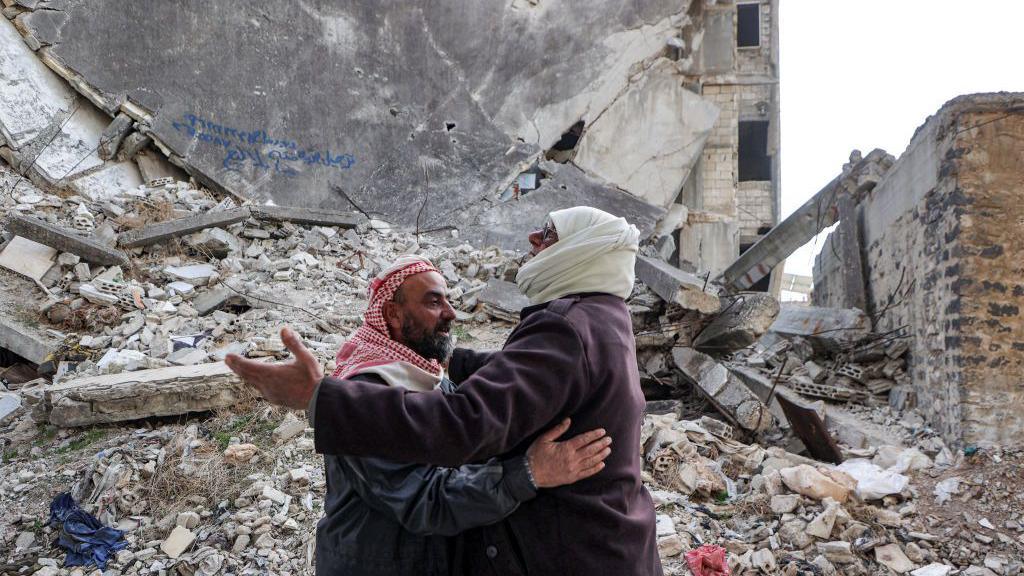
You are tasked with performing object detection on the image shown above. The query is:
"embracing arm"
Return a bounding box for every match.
[447,347,496,385]
[313,311,588,466]
[341,455,535,536]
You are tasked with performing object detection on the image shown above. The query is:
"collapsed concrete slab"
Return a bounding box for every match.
[46,362,246,427]
[693,293,780,354]
[769,304,871,353]
[574,58,719,208]
[635,255,720,314]
[16,1,690,232]
[672,347,773,433]
[6,214,129,266]
[249,206,363,229]
[458,161,666,250]
[0,316,58,366]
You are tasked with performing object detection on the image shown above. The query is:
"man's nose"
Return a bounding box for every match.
[528,229,543,247]
[441,298,456,320]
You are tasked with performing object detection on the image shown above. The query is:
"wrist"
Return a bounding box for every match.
[524,454,539,489]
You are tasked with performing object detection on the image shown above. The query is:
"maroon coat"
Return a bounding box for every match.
[313,293,662,576]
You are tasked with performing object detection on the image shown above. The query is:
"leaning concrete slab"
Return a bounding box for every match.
[18,1,687,230]
[0,236,56,282]
[0,317,58,366]
[457,161,666,250]
[0,17,75,166]
[574,58,719,208]
[718,149,893,292]
[47,362,247,427]
[118,207,251,248]
[6,214,129,266]
[635,255,721,314]
[672,346,773,433]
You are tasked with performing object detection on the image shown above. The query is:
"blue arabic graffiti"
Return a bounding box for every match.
[171,113,356,177]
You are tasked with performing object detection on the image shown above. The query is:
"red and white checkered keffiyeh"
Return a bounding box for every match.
[331,255,444,380]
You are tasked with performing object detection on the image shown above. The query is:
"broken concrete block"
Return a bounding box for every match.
[135,150,189,184]
[693,293,780,353]
[672,347,773,432]
[261,485,288,505]
[816,541,857,564]
[118,207,250,248]
[0,392,23,424]
[272,413,306,443]
[6,214,129,266]
[0,236,56,281]
[806,497,840,539]
[193,286,248,316]
[46,362,245,427]
[769,494,800,515]
[478,279,530,322]
[249,205,363,228]
[874,543,915,574]
[779,465,850,503]
[768,304,872,352]
[164,264,217,286]
[32,102,108,184]
[160,525,195,559]
[175,511,200,530]
[911,564,953,576]
[98,113,133,160]
[223,443,258,465]
[66,161,144,202]
[0,316,59,365]
[635,255,720,314]
[187,227,240,258]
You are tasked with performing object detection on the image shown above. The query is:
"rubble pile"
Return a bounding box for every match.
[1,161,1021,575]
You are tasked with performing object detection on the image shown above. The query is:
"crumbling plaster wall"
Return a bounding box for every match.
[813,94,1024,447]
[5,0,709,240]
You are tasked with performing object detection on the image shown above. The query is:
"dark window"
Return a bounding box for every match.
[737,3,760,48]
[738,120,771,181]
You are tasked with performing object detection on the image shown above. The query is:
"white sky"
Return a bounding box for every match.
[779,1,1024,279]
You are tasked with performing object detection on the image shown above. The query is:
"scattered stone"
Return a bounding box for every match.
[161,525,196,559]
[875,543,915,573]
[223,443,259,465]
[272,413,307,443]
[779,465,851,503]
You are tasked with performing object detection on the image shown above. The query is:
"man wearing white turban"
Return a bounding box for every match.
[227,206,663,576]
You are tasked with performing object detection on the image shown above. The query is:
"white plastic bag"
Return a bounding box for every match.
[836,459,909,500]
[933,476,962,504]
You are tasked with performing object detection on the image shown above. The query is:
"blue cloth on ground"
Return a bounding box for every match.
[48,492,127,570]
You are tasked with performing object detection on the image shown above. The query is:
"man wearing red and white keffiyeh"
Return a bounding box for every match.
[330,255,452,390]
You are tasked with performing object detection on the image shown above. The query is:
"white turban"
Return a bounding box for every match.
[515,206,640,305]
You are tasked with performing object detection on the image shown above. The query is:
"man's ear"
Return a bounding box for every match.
[381,300,403,339]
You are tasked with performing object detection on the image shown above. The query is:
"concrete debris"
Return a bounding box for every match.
[672,347,773,433]
[6,213,130,266]
[248,205,363,229]
[719,149,895,292]
[0,235,56,281]
[778,464,852,503]
[160,525,196,559]
[635,255,721,315]
[767,304,872,352]
[875,542,916,573]
[692,293,780,354]
[117,207,250,248]
[46,362,245,427]
[478,279,530,322]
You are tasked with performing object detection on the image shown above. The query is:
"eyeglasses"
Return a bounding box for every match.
[535,223,557,243]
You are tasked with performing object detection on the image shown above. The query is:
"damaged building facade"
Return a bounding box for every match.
[0,0,780,277]
[813,94,1024,448]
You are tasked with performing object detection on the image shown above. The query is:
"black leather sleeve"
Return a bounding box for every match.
[340,454,537,536]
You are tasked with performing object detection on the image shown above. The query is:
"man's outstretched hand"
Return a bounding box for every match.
[527,418,612,488]
[225,327,323,410]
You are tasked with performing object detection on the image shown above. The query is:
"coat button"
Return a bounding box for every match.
[485,545,498,559]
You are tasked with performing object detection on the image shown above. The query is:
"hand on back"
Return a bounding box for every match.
[527,418,612,488]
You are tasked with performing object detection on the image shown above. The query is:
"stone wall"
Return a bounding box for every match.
[813,94,1024,447]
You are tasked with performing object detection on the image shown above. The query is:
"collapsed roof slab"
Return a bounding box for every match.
[457,161,666,250]
[19,1,689,231]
